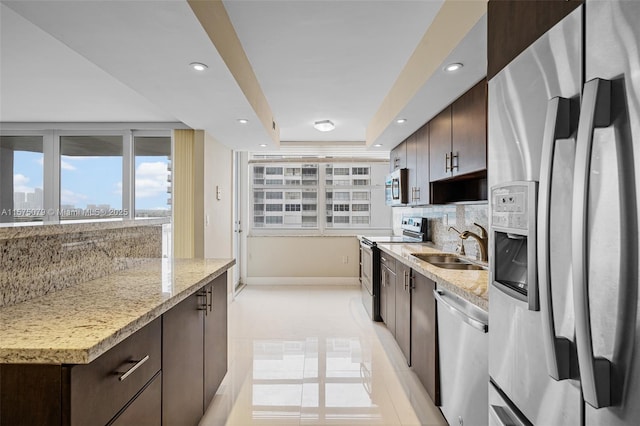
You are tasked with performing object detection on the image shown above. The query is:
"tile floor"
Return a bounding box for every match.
[200,285,447,426]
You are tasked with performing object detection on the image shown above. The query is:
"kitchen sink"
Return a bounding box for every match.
[427,262,485,271]
[411,253,487,270]
[412,253,467,263]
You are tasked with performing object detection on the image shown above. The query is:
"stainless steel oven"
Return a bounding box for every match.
[360,217,429,321]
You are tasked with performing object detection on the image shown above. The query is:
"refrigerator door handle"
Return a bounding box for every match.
[537,96,573,381]
[572,78,612,408]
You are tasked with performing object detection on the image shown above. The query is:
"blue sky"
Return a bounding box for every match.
[13,152,170,210]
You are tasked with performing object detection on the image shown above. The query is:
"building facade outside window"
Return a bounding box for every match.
[250,160,390,233]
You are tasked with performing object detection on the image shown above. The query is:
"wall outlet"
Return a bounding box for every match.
[216,185,222,200]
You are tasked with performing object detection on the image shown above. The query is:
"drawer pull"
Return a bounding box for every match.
[119,355,150,382]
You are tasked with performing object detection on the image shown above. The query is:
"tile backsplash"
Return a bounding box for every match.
[393,203,489,260]
[0,223,163,307]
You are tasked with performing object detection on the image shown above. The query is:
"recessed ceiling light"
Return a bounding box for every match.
[237,119,249,124]
[190,62,208,71]
[259,144,267,147]
[374,144,383,147]
[444,62,464,72]
[314,120,335,132]
[396,118,407,124]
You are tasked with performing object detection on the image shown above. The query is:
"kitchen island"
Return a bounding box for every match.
[0,257,234,426]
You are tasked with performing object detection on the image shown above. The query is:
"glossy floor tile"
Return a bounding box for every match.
[200,285,447,426]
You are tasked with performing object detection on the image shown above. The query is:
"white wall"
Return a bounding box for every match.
[246,236,359,285]
[202,131,233,259]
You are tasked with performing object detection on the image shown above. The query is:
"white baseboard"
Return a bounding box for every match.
[245,277,360,286]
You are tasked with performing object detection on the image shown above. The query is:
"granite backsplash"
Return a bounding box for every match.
[393,203,489,260]
[0,222,164,307]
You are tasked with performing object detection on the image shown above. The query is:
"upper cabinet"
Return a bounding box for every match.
[390,140,407,172]
[428,106,453,182]
[451,80,487,176]
[387,78,487,205]
[413,124,430,205]
[430,80,486,182]
[487,0,583,80]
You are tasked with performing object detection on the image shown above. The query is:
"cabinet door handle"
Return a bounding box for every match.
[445,152,450,172]
[451,152,459,171]
[208,287,213,312]
[118,355,150,381]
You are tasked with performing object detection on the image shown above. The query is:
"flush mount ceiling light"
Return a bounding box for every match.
[396,118,407,124]
[313,120,335,132]
[189,62,208,71]
[259,144,267,147]
[444,62,464,72]
[237,118,249,124]
[374,144,383,147]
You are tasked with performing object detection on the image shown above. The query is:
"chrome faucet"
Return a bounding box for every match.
[448,226,466,255]
[459,223,488,262]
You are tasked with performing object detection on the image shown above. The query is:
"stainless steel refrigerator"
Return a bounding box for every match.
[488,1,640,425]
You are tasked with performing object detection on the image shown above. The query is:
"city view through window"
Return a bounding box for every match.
[0,133,171,222]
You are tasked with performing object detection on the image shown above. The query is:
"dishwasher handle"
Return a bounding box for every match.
[434,289,488,333]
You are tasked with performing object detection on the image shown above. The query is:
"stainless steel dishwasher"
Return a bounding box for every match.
[434,287,488,426]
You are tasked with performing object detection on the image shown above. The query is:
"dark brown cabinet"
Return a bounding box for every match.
[428,106,453,182]
[411,272,439,405]
[0,274,229,426]
[405,124,430,206]
[162,290,205,426]
[0,318,162,426]
[451,80,487,177]
[204,273,228,408]
[430,80,487,182]
[163,272,229,426]
[395,261,412,366]
[414,124,430,205]
[487,0,583,80]
[380,253,396,336]
[110,372,162,426]
[389,140,407,172]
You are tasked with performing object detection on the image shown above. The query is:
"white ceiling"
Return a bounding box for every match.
[0,0,486,153]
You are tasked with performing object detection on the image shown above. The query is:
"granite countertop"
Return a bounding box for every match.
[377,243,489,311]
[0,258,235,364]
[0,217,169,241]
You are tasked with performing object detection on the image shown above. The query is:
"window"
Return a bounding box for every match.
[134,136,171,218]
[1,126,174,223]
[0,135,44,223]
[250,161,390,232]
[60,135,123,220]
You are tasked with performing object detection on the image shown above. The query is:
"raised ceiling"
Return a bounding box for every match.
[0,0,487,152]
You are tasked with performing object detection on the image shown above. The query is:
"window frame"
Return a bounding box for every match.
[249,159,391,236]
[0,124,176,223]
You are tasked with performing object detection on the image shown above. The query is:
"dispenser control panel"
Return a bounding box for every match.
[491,181,537,231]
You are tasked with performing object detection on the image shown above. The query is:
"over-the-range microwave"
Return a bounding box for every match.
[385,168,408,206]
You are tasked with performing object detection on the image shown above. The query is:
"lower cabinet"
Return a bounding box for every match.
[163,272,228,426]
[0,272,228,426]
[110,372,162,426]
[395,262,412,366]
[162,288,205,425]
[380,254,396,336]
[378,253,440,406]
[204,273,228,408]
[411,272,439,405]
[0,317,162,426]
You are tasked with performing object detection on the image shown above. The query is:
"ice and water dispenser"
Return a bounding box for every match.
[490,181,539,311]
